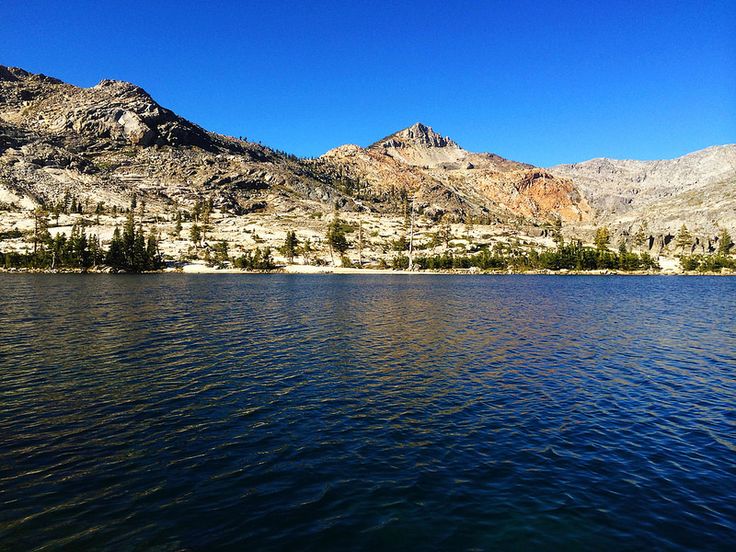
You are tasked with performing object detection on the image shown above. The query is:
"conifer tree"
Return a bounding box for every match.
[32,208,49,254]
[190,224,202,247]
[133,227,147,270]
[675,224,693,252]
[146,230,162,269]
[106,227,126,268]
[551,216,564,246]
[281,230,299,263]
[174,211,182,238]
[717,228,733,256]
[633,221,649,249]
[300,238,314,265]
[326,217,349,265]
[594,227,610,251]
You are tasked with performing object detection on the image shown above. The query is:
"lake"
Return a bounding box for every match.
[1,275,735,550]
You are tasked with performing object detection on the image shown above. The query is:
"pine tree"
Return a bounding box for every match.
[32,208,49,255]
[133,227,147,271]
[633,221,649,249]
[122,211,136,268]
[190,224,202,247]
[50,233,66,269]
[438,216,452,248]
[69,224,91,269]
[551,216,564,246]
[106,227,126,269]
[717,228,733,256]
[174,211,182,238]
[260,247,273,269]
[464,214,474,239]
[594,227,610,251]
[89,234,103,266]
[326,217,349,265]
[675,225,693,252]
[300,238,314,265]
[357,218,364,267]
[146,230,162,270]
[62,190,71,214]
[213,240,229,264]
[281,230,299,263]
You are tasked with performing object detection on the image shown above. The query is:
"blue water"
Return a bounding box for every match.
[1,275,735,550]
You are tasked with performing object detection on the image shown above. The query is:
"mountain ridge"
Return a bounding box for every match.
[549,144,736,232]
[1,64,591,225]
[1,64,734,267]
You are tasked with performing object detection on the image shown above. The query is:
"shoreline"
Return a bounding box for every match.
[1,264,734,276]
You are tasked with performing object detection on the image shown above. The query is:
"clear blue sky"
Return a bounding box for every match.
[3,0,735,165]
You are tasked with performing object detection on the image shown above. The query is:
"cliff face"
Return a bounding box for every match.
[549,145,736,233]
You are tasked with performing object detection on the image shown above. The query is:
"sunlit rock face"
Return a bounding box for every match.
[4,63,731,239]
[549,145,736,233]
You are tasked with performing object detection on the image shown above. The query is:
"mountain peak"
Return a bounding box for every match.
[370,122,458,151]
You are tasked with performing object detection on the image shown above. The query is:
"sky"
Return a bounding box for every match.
[2,0,735,165]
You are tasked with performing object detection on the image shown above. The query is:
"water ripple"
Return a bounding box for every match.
[0,274,735,550]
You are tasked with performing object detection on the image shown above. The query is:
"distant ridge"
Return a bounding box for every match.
[549,144,736,231]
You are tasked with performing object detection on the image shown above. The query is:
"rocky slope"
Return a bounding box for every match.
[0,66,588,226]
[1,64,733,266]
[315,123,591,223]
[550,145,736,233]
[0,65,362,219]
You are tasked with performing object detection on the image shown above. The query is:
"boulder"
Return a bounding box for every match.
[117,111,156,147]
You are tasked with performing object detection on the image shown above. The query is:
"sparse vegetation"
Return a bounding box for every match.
[232,247,275,270]
[414,241,659,272]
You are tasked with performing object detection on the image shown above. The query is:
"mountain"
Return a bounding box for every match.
[0,65,354,217]
[317,122,590,223]
[369,122,527,172]
[1,64,733,268]
[549,145,736,232]
[0,66,587,226]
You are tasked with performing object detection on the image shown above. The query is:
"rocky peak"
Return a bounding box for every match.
[0,66,260,154]
[372,122,458,150]
[365,122,472,169]
[92,79,156,103]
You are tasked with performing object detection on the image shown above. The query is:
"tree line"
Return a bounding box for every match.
[400,240,660,272]
[2,210,163,272]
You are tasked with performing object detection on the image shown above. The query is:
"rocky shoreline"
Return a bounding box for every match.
[1,264,733,276]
